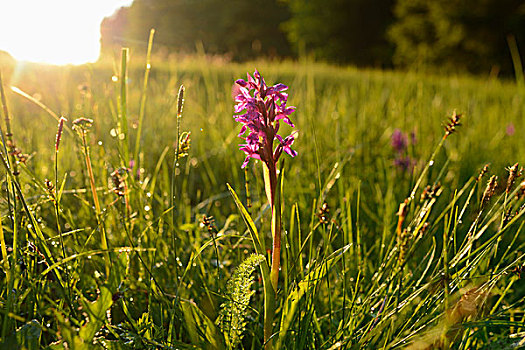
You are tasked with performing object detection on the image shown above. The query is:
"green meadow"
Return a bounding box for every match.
[0,53,524,349]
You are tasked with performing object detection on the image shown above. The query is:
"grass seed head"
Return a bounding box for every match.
[477,164,489,182]
[317,202,330,225]
[110,168,129,197]
[44,178,56,202]
[420,182,441,201]
[177,85,185,117]
[505,162,522,194]
[55,117,67,151]
[72,117,93,136]
[481,175,498,208]
[444,111,461,137]
[202,215,218,235]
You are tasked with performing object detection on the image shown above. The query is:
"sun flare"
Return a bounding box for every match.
[0,0,132,65]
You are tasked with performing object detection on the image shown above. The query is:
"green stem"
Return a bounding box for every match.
[119,48,129,165]
[263,160,282,349]
[263,278,276,350]
[80,131,110,277]
[134,29,155,169]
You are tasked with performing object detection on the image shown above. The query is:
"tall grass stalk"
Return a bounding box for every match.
[119,48,130,165]
[73,118,110,277]
[133,29,155,168]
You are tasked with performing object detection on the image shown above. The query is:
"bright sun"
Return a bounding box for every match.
[0,0,132,65]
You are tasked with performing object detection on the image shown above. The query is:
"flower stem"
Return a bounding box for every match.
[263,161,282,349]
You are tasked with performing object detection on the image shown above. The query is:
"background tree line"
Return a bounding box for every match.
[101,0,525,74]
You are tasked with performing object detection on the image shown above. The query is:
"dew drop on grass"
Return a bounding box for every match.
[110,129,118,137]
[144,205,151,211]
[111,75,118,82]
[146,192,152,198]
[429,160,434,166]
[87,255,92,259]
[200,128,203,132]
[98,141,103,146]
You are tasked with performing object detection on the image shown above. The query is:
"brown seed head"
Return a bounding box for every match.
[110,168,129,196]
[506,163,521,194]
[420,182,442,201]
[55,117,67,152]
[44,178,56,201]
[477,164,489,182]
[177,85,185,117]
[444,111,462,137]
[317,202,330,225]
[481,175,498,208]
[202,215,218,235]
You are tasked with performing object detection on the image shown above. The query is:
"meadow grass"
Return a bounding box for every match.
[0,52,524,349]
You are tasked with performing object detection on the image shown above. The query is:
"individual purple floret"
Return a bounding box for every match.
[233,70,297,168]
[391,129,408,153]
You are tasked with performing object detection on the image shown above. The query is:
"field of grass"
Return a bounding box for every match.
[0,52,524,349]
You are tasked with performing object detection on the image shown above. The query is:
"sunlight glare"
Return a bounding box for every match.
[0,0,132,65]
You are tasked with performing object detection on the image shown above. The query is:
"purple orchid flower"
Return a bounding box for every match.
[233,70,297,169]
[391,129,408,153]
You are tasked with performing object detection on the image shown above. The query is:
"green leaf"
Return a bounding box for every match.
[181,299,224,350]
[79,286,114,343]
[276,245,350,349]
[227,183,266,257]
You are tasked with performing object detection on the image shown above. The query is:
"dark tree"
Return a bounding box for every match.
[388,0,525,74]
[100,0,292,60]
[283,0,395,66]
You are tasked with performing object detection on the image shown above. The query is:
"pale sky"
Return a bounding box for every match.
[0,0,133,65]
